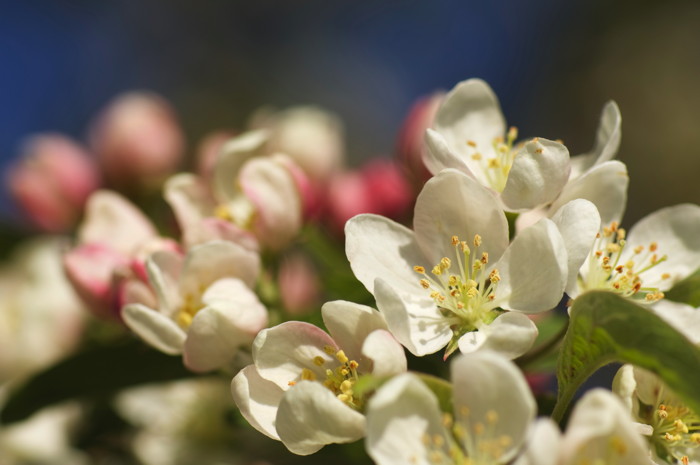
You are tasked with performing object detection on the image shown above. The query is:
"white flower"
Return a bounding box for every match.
[345,168,593,359]
[122,240,267,372]
[515,389,652,465]
[572,204,700,303]
[423,78,572,212]
[365,350,536,465]
[230,300,406,455]
[165,130,303,250]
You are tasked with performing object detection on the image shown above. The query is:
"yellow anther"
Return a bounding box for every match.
[340,379,353,394]
[471,153,482,161]
[466,287,478,298]
[451,235,460,246]
[609,436,627,455]
[433,434,445,448]
[440,257,451,270]
[349,360,359,370]
[214,204,233,221]
[481,252,489,264]
[472,260,483,271]
[617,228,626,240]
[448,275,458,286]
[486,410,498,424]
[661,273,671,280]
[288,380,296,386]
[323,345,336,355]
[649,242,658,252]
[474,234,482,247]
[507,126,518,141]
[335,350,349,364]
[487,158,502,168]
[442,413,453,428]
[606,243,621,254]
[473,422,484,435]
[460,241,470,253]
[534,148,544,154]
[625,260,635,269]
[414,265,426,274]
[691,433,700,444]
[467,140,477,148]
[674,419,689,434]
[682,456,689,465]
[499,435,512,447]
[432,265,443,275]
[301,368,317,381]
[420,279,431,289]
[313,356,326,366]
[337,393,351,403]
[459,406,470,417]
[176,311,193,328]
[489,269,501,283]
[633,245,644,254]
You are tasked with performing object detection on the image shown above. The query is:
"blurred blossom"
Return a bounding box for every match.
[250,106,344,183]
[395,92,444,188]
[6,134,100,232]
[278,252,321,315]
[63,190,179,320]
[195,130,235,183]
[90,92,184,188]
[0,237,85,384]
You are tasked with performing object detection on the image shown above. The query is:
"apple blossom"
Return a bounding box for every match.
[365,350,536,465]
[122,240,266,373]
[231,300,406,455]
[345,168,596,359]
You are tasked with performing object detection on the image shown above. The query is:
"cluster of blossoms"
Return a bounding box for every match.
[2,78,700,465]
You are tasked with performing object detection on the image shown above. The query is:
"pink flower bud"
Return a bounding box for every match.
[361,159,413,220]
[395,93,444,187]
[7,134,100,232]
[90,92,184,187]
[278,253,321,315]
[325,170,373,233]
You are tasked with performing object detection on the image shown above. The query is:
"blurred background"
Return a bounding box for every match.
[1,0,699,228]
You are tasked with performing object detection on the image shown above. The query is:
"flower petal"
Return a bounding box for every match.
[494,218,567,313]
[413,169,508,265]
[252,322,337,390]
[239,155,302,250]
[361,329,407,377]
[550,199,601,296]
[213,129,269,201]
[321,300,387,362]
[570,101,621,179]
[78,190,157,254]
[276,381,366,455]
[432,79,505,174]
[146,250,184,317]
[512,418,562,465]
[374,278,452,356]
[459,312,538,360]
[181,240,260,295]
[650,300,700,345]
[550,160,628,227]
[345,214,426,296]
[163,173,216,247]
[451,351,536,462]
[230,365,283,440]
[122,303,186,355]
[624,204,700,290]
[501,138,570,211]
[365,373,448,465]
[201,277,268,335]
[423,128,475,178]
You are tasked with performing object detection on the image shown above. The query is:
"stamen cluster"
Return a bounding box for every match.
[466,127,519,192]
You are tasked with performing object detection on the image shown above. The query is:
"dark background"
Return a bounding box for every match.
[1,0,699,223]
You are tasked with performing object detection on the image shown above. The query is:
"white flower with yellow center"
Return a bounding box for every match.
[571,204,700,303]
[514,389,652,465]
[345,169,595,359]
[365,351,536,465]
[231,300,407,455]
[165,129,303,250]
[122,240,267,373]
[423,79,572,212]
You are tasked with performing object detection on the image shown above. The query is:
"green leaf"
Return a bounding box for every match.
[553,291,700,422]
[665,267,700,307]
[1,339,199,425]
[416,373,453,414]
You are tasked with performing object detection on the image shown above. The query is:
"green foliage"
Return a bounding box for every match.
[553,291,700,422]
[0,339,199,425]
[665,267,700,307]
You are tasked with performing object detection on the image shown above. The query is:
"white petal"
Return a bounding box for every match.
[433,78,505,171]
[456,330,487,354]
[451,351,536,462]
[550,160,628,226]
[561,389,650,465]
[461,312,538,360]
[181,240,260,295]
[146,250,184,317]
[374,278,452,356]
[78,190,156,254]
[624,204,700,290]
[345,214,426,296]
[122,303,185,355]
[423,128,476,178]
[252,322,337,390]
[550,199,601,295]
[361,329,407,377]
[231,365,283,440]
[512,418,562,465]
[612,364,638,413]
[240,155,302,250]
[494,219,567,313]
[366,373,448,465]
[570,101,621,179]
[501,138,571,211]
[201,277,268,334]
[163,173,216,247]
[213,129,269,201]
[413,169,508,265]
[276,381,366,455]
[321,300,387,362]
[650,300,700,345]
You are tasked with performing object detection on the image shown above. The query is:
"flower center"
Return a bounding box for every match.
[175,292,204,329]
[414,234,502,351]
[214,195,256,230]
[650,402,700,463]
[579,222,668,303]
[465,127,518,192]
[288,346,363,410]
